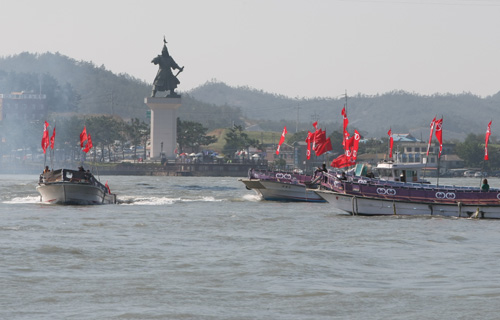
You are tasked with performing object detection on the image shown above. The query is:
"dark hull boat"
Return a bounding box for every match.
[37,169,116,205]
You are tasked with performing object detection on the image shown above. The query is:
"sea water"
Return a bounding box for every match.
[1,174,500,320]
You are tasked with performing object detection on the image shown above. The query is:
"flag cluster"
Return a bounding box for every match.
[305,121,332,160]
[331,107,360,168]
[41,121,56,154]
[80,126,93,153]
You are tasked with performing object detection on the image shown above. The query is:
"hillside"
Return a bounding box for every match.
[1,52,499,141]
[190,81,500,140]
[0,52,242,129]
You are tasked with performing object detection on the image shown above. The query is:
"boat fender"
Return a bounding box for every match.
[245,186,251,191]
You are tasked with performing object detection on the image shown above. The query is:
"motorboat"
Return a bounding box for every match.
[314,162,500,219]
[239,169,326,202]
[37,168,117,205]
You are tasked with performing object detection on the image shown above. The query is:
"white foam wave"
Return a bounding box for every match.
[3,196,40,204]
[182,196,223,202]
[119,195,224,205]
[242,194,261,202]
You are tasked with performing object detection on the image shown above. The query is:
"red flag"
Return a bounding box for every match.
[313,129,326,152]
[80,126,88,148]
[50,126,56,150]
[276,126,287,155]
[83,134,93,153]
[305,131,312,160]
[315,137,333,156]
[41,121,50,154]
[345,135,354,154]
[434,118,443,158]
[485,121,492,161]
[352,130,360,161]
[387,129,393,158]
[426,117,436,156]
[341,107,349,147]
[331,154,350,168]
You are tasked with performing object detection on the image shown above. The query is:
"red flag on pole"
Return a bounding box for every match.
[83,134,93,153]
[313,129,326,152]
[276,126,287,155]
[352,130,360,161]
[315,137,333,157]
[305,131,312,160]
[80,126,88,148]
[341,106,349,147]
[387,129,393,158]
[41,121,50,153]
[485,121,492,161]
[331,154,350,168]
[434,118,443,158]
[426,117,436,156]
[50,126,56,150]
[312,121,318,130]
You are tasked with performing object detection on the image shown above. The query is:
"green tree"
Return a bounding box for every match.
[455,133,484,167]
[287,130,308,144]
[177,118,217,153]
[222,125,259,157]
[126,118,149,161]
[84,116,126,162]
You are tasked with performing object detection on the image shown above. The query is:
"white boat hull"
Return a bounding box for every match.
[316,189,500,219]
[37,182,116,205]
[241,178,325,202]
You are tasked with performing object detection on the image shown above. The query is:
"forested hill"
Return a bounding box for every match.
[1,52,499,140]
[0,52,242,129]
[190,81,500,140]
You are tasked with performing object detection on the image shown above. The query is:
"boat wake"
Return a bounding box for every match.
[242,194,261,202]
[3,196,41,204]
[118,196,224,205]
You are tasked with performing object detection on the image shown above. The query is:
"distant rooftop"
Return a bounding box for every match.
[392,133,420,142]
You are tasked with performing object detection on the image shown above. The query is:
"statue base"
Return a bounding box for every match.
[144,97,182,160]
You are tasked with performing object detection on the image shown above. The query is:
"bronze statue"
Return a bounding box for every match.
[151,37,184,97]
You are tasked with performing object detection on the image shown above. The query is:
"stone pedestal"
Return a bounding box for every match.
[144,97,182,160]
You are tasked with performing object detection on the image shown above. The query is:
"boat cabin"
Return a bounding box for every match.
[356,161,429,183]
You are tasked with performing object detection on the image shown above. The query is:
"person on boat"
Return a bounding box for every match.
[43,166,50,173]
[338,171,347,180]
[400,172,406,183]
[78,166,85,172]
[481,179,490,192]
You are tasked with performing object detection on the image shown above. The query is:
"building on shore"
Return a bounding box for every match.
[0,92,47,121]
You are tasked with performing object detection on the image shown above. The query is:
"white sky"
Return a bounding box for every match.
[2,0,500,98]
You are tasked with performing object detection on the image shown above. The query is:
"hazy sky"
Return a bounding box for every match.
[2,0,500,98]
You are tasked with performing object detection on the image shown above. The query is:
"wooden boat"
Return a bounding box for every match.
[37,168,117,205]
[239,169,325,202]
[314,162,500,218]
